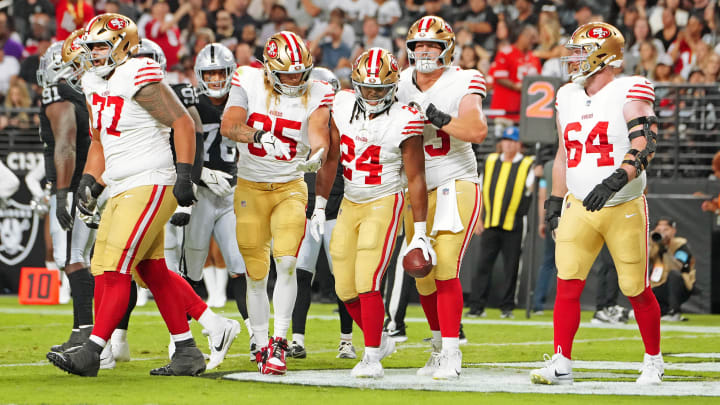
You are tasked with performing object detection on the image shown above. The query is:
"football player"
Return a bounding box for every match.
[220,31,334,375]
[396,15,487,379]
[330,47,433,378]
[45,13,234,377]
[288,67,357,361]
[37,35,97,359]
[530,22,663,385]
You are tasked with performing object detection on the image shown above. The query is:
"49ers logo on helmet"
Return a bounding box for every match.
[389,54,399,71]
[266,40,278,58]
[107,17,127,30]
[70,38,82,51]
[588,27,610,39]
[444,22,453,33]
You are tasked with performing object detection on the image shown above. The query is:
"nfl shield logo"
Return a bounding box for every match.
[442,188,449,195]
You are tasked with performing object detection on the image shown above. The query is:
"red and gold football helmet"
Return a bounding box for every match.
[81,13,139,77]
[406,16,455,73]
[61,28,89,91]
[562,22,624,84]
[351,47,400,114]
[263,31,313,97]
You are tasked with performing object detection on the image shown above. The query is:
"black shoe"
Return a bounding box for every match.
[288,341,307,359]
[465,308,486,318]
[150,346,206,376]
[46,344,100,377]
[51,327,91,353]
[386,324,407,342]
[459,324,467,344]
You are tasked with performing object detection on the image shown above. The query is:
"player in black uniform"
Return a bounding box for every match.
[38,40,96,357]
[288,67,356,360]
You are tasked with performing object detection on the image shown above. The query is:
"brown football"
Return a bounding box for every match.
[402,248,433,278]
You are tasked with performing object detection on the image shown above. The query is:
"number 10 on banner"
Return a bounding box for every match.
[18,267,60,305]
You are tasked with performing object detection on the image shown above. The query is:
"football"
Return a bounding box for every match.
[402,248,433,278]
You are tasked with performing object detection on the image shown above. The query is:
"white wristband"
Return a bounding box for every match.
[315,196,328,210]
[414,221,427,236]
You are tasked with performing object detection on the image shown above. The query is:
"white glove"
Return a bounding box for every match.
[297,148,325,173]
[402,222,437,265]
[309,196,327,242]
[200,167,234,197]
[256,131,291,160]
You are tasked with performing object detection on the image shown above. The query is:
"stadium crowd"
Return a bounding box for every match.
[3,0,720,129]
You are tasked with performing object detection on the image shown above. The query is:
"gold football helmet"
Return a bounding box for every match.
[61,28,89,91]
[351,47,400,114]
[406,16,455,73]
[81,13,139,77]
[263,31,313,97]
[561,22,624,84]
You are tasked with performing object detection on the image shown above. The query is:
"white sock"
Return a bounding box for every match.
[198,308,225,333]
[365,347,380,361]
[442,337,459,352]
[431,330,442,351]
[89,335,106,348]
[272,256,297,340]
[340,333,352,342]
[171,331,193,342]
[111,329,127,343]
[292,333,305,346]
[244,318,253,337]
[247,274,270,345]
[203,266,216,303]
[215,267,229,301]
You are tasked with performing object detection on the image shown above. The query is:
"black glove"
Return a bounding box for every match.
[583,168,629,212]
[544,195,564,232]
[425,103,452,129]
[77,174,104,217]
[173,163,196,207]
[55,188,74,231]
[170,212,191,226]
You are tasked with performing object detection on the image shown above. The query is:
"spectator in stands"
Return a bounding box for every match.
[310,17,352,72]
[22,12,52,57]
[224,0,257,33]
[145,0,183,69]
[240,24,263,61]
[633,40,661,78]
[104,0,141,22]
[235,42,262,68]
[0,78,34,130]
[617,5,640,43]
[700,49,720,82]
[422,0,457,25]
[11,0,54,41]
[533,11,563,63]
[351,16,393,61]
[308,8,356,51]
[628,17,665,59]
[190,27,215,60]
[669,13,710,79]
[284,0,328,35]
[459,44,480,70]
[374,0,402,37]
[0,48,20,97]
[54,0,95,41]
[459,0,498,52]
[259,4,288,47]
[541,44,570,81]
[514,0,538,27]
[19,32,51,89]
[215,9,240,51]
[329,0,378,25]
[573,3,594,28]
[488,24,541,122]
[0,11,24,60]
[653,53,676,82]
[405,0,424,20]
[649,0,689,35]
[654,7,680,52]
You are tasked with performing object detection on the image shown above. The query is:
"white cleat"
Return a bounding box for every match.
[206,318,241,370]
[417,351,441,376]
[433,349,462,380]
[337,341,357,359]
[136,287,149,307]
[379,333,395,360]
[110,331,130,362]
[637,353,664,385]
[530,352,573,385]
[100,342,116,370]
[351,353,384,378]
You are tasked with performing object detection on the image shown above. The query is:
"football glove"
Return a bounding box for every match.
[170,205,192,226]
[30,186,50,216]
[254,130,291,160]
[583,168,628,212]
[297,148,325,173]
[309,196,327,242]
[55,188,74,231]
[200,167,234,198]
[544,195,564,233]
[425,103,452,129]
[402,222,437,265]
[77,174,104,218]
[174,163,197,207]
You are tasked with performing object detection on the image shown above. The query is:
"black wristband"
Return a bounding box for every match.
[253,130,264,143]
[176,162,193,181]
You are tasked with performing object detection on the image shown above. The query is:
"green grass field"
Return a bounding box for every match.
[1,295,719,404]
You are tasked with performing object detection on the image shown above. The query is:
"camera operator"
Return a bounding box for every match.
[649,217,696,321]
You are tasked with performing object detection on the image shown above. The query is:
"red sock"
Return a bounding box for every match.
[436,278,463,338]
[344,298,363,330]
[359,291,384,347]
[628,287,661,355]
[419,291,440,331]
[166,270,207,320]
[553,278,585,359]
[91,271,131,341]
[93,273,105,321]
[136,259,190,335]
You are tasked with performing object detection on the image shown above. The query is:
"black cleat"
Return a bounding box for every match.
[51,328,91,353]
[150,346,206,376]
[46,345,100,377]
[288,341,307,359]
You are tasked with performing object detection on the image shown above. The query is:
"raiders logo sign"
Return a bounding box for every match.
[588,27,610,39]
[266,40,279,59]
[0,199,40,266]
[107,17,128,31]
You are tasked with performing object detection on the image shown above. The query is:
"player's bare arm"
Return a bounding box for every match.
[315,117,341,200]
[187,105,204,134]
[307,106,331,164]
[82,102,106,183]
[426,93,487,143]
[551,116,568,197]
[46,100,77,190]
[219,106,257,143]
[622,99,658,181]
[135,81,196,164]
[401,135,428,222]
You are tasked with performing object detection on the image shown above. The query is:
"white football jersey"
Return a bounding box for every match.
[396,66,486,190]
[556,75,654,206]
[82,57,175,196]
[227,66,334,183]
[332,90,424,204]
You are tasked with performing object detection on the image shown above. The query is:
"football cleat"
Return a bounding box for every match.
[261,337,289,375]
[46,344,100,377]
[249,337,260,362]
[111,331,130,362]
[500,310,514,319]
[636,353,664,385]
[351,352,384,378]
[417,351,441,376]
[150,346,206,376]
[51,327,91,353]
[205,318,241,370]
[386,323,408,343]
[459,324,468,345]
[530,352,573,385]
[99,342,116,370]
[379,333,396,360]
[433,349,462,380]
[337,341,357,359]
[288,341,307,359]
